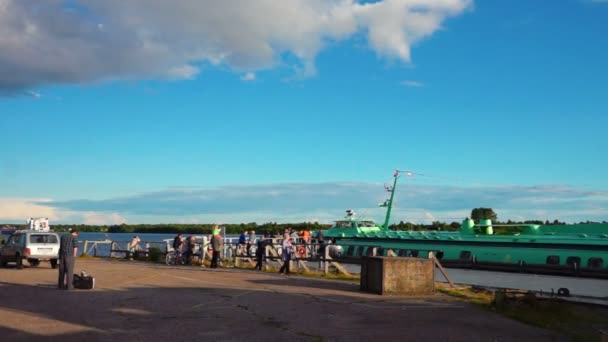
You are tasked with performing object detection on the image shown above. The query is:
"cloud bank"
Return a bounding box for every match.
[0,182,602,224]
[0,0,471,93]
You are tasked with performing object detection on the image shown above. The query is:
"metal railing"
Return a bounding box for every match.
[77,238,434,275]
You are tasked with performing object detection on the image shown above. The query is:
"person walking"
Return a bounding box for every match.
[279,235,293,275]
[210,226,222,269]
[58,229,79,290]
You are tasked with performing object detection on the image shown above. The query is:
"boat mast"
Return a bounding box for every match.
[382,170,401,230]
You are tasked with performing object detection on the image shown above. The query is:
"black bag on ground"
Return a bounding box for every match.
[73,271,95,289]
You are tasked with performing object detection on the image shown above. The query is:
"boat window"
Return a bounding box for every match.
[336,221,354,228]
[358,221,376,228]
[355,246,364,256]
[346,246,355,257]
[29,234,58,244]
[409,250,419,257]
[365,247,375,256]
[459,251,472,260]
[376,247,385,256]
[588,258,604,269]
[566,256,581,267]
[435,251,444,260]
[546,255,560,265]
[398,249,407,257]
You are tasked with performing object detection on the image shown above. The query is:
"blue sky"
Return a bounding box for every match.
[1,0,607,224]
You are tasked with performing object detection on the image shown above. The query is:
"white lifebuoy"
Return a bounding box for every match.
[297,245,306,258]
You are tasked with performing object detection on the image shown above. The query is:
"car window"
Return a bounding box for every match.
[29,234,58,244]
[9,234,24,245]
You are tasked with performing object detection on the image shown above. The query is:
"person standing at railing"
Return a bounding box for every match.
[247,230,257,257]
[290,230,298,242]
[128,236,141,260]
[254,237,265,271]
[316,230,325,259]
[58,229,79,290]
[173,233,184,264]
[238,230,248,256]
[279,235,293,276]
[302,229,311,243]
[210,226,222,268]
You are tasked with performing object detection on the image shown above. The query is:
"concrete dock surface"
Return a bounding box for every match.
[0,260,567,341]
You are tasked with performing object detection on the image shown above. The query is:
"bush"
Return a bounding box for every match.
[148,247,163,263]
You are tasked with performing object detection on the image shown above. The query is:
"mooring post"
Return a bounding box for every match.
[429,251,455,288]
[324,243,329,274]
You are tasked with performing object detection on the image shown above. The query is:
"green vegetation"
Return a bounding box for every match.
[471,207,498,222]
[2,208,606,236]
[0,222,331,234]
[147,247,163,263]
[437,285,608,341]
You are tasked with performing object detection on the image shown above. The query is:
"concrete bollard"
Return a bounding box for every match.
[360,256,435,295]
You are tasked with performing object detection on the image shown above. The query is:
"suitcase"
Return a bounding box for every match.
[73,271,95,289]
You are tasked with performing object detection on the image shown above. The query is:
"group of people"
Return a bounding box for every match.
[172,233,198,264]
[54,225,325,290]
[238,229,257,256]
[171,225,223,268]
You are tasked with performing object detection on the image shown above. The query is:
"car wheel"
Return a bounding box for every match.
[28,259,40,267]
[15,254,23,269]
[50,259,58,269]
[0,256,7,268]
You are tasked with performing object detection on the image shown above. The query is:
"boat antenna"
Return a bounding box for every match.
[381,169,410,230]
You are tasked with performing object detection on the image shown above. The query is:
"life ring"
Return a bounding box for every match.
[296,245,306,258]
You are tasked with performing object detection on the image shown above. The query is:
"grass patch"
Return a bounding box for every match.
[297,270,360,282]
[437,285,608,341]
[437,285,494,305]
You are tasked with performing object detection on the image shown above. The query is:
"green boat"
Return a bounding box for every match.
[323,170,608,278]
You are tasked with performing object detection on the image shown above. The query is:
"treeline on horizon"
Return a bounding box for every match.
[2,219,607,235]
[1,222,333,235]
[1,207,605,235]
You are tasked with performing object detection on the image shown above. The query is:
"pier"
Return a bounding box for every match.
[77,237,608,301]
[0,259,567,341]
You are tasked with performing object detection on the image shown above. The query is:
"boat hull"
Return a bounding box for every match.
[329,237,608,279]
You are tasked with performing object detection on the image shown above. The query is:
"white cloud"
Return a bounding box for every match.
[400,80,424,87]
[0,198,58,221]
[241,72,256,82]
[82,212,127,225]
[24,90,41,98]
[0,0,471,94]
[166,65,200,80]
[27,181,608,224]
[0,198,127,225]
